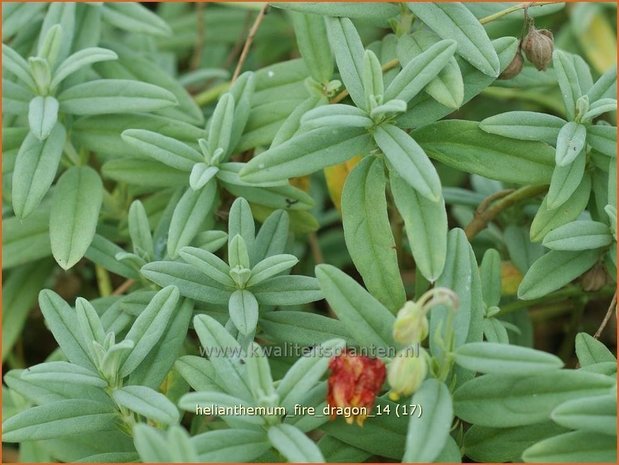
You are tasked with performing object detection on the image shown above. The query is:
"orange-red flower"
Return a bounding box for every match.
[327,351,386,426]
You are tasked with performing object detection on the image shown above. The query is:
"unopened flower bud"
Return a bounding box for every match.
[522,27,554,71]
[393,301,429,345]
[387,348,427,401]
[499,50,524,80]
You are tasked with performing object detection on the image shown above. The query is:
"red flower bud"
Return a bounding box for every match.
[327,351,386,426]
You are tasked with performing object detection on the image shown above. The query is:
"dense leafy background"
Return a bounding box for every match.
[2,2,617,463]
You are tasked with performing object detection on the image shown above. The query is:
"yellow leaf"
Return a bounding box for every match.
[324,155,363,212]
[578,12,617,74]
[501,261,523,296]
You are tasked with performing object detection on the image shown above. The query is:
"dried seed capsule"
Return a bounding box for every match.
[522,27,554,71]
[499,50,524,80]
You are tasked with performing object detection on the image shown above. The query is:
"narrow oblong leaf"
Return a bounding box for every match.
[240,126,371,184]
[50,47,118,90]
[315,264,395,348]
[390,174,447,282]
[247,254,298,287]
[228,290,259,336]
[384,39,457,102]
[542,220,612,251]
[555,122,587,167]
[454,370,614,427]
[518,249,600,300]
[22,362,106,388]
[179,246,234,288]
[522,431,616,463]
[546,152,586,209]
[12,123,65,219]
[101,2,172,36]
[551,394,616,436]
[121,129,202,171]
[268,424,325,463]
[407,3,500,76]
[58,79,177,115]
[290,12,333,83]
[50,166,103,270]
[28,96,59,140]
[575,332,616,366]
[455,342,564,374]
[112,385,179,425]
[375,123,441,201]
[119,286,180,377]
[342,157,405,310]
[403,379,453,463]
[479,111,565,145]
[301,104,373,131]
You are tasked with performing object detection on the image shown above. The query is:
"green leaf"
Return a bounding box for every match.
[583,97,617,121]
[414,120,554,185]
[228,197,256,262]
[50,47,118,90]
[575,332,616,366]
[455,342,564,374]
[12,123,65,219]
[3,44,37,90]
[251,275,322,306]
[530,173,591,242]
[240,126,371,184]
[2,399,117,443]
[3,79,34,115]
[324,17,366,109]
[384,39,457,102]
[247,254,298,287]
[101,2,172,36]
[390,174,447,282]
[480,249,501,308]
[119,286,180,377]
[268,424,325,463]
[179,246,234,288]
[191,429,270,462]
[22,362,106,388]
[168,184,218,258]
[546,152,586,209]
[553,50,587,120]
[407,3,500,76]
[141,262,232,305]
[2,209,52,269]
[551,393,616,435]
[542,220,612,251]
[273,2,400,25]
[50,166,103,270]
[342,157,405,310]
[208,93,235,155]
[403,379,453,462]
[102,158,188,188]
[586,65,617,102]
[479,111,565,145]
[189,163,218,191]
[58,79,177,115]
[463,422,569,463]
[555,122,587,166]
[134,425,198,463]
[397,32,464,109]
[587,124,617,158]
[128,200,154,260]
[85,235,140,279]
[260,311,352,346]
[315,264,395,349]
[121,129,202,171]
[253,211,290,262]
[522,431,616,462]
[277,338,345,411]
[112,385,179,425]
[229,290,259,336]
[454,370,614,427]
[290,12,333,83]
[518,249,601,300]
[28,96,59,140]
[375,124,441,201]
[301,104,373,131]
[362,50,384,108]
[192,314,253,400]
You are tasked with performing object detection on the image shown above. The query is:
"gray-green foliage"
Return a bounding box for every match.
[2,2,616,464]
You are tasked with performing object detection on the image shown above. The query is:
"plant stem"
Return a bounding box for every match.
[479,2,557,24]
[194,81,231,106]
[189,2,206,70]
[308,232,324,264]
[331,58,400,104]
[112,279,135,296]
[232,4,268,82]
[95,265,113,297]
[464,184,547,239]
[594,291,616,339]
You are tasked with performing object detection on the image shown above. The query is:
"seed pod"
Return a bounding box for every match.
[522,27,554,71]
[498,50,524,80]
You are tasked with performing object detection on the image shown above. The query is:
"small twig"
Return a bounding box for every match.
[224,12,254,69]
[479,1,557,25]
[475,189,514,216]
[331,58,400,104]
[232,4,268,82]
[95,265,113,297]
[464,184,547,240]
[308,232,324,265]
[190,2,206,70]
[594,292,617,339]
[112,279,135,296]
